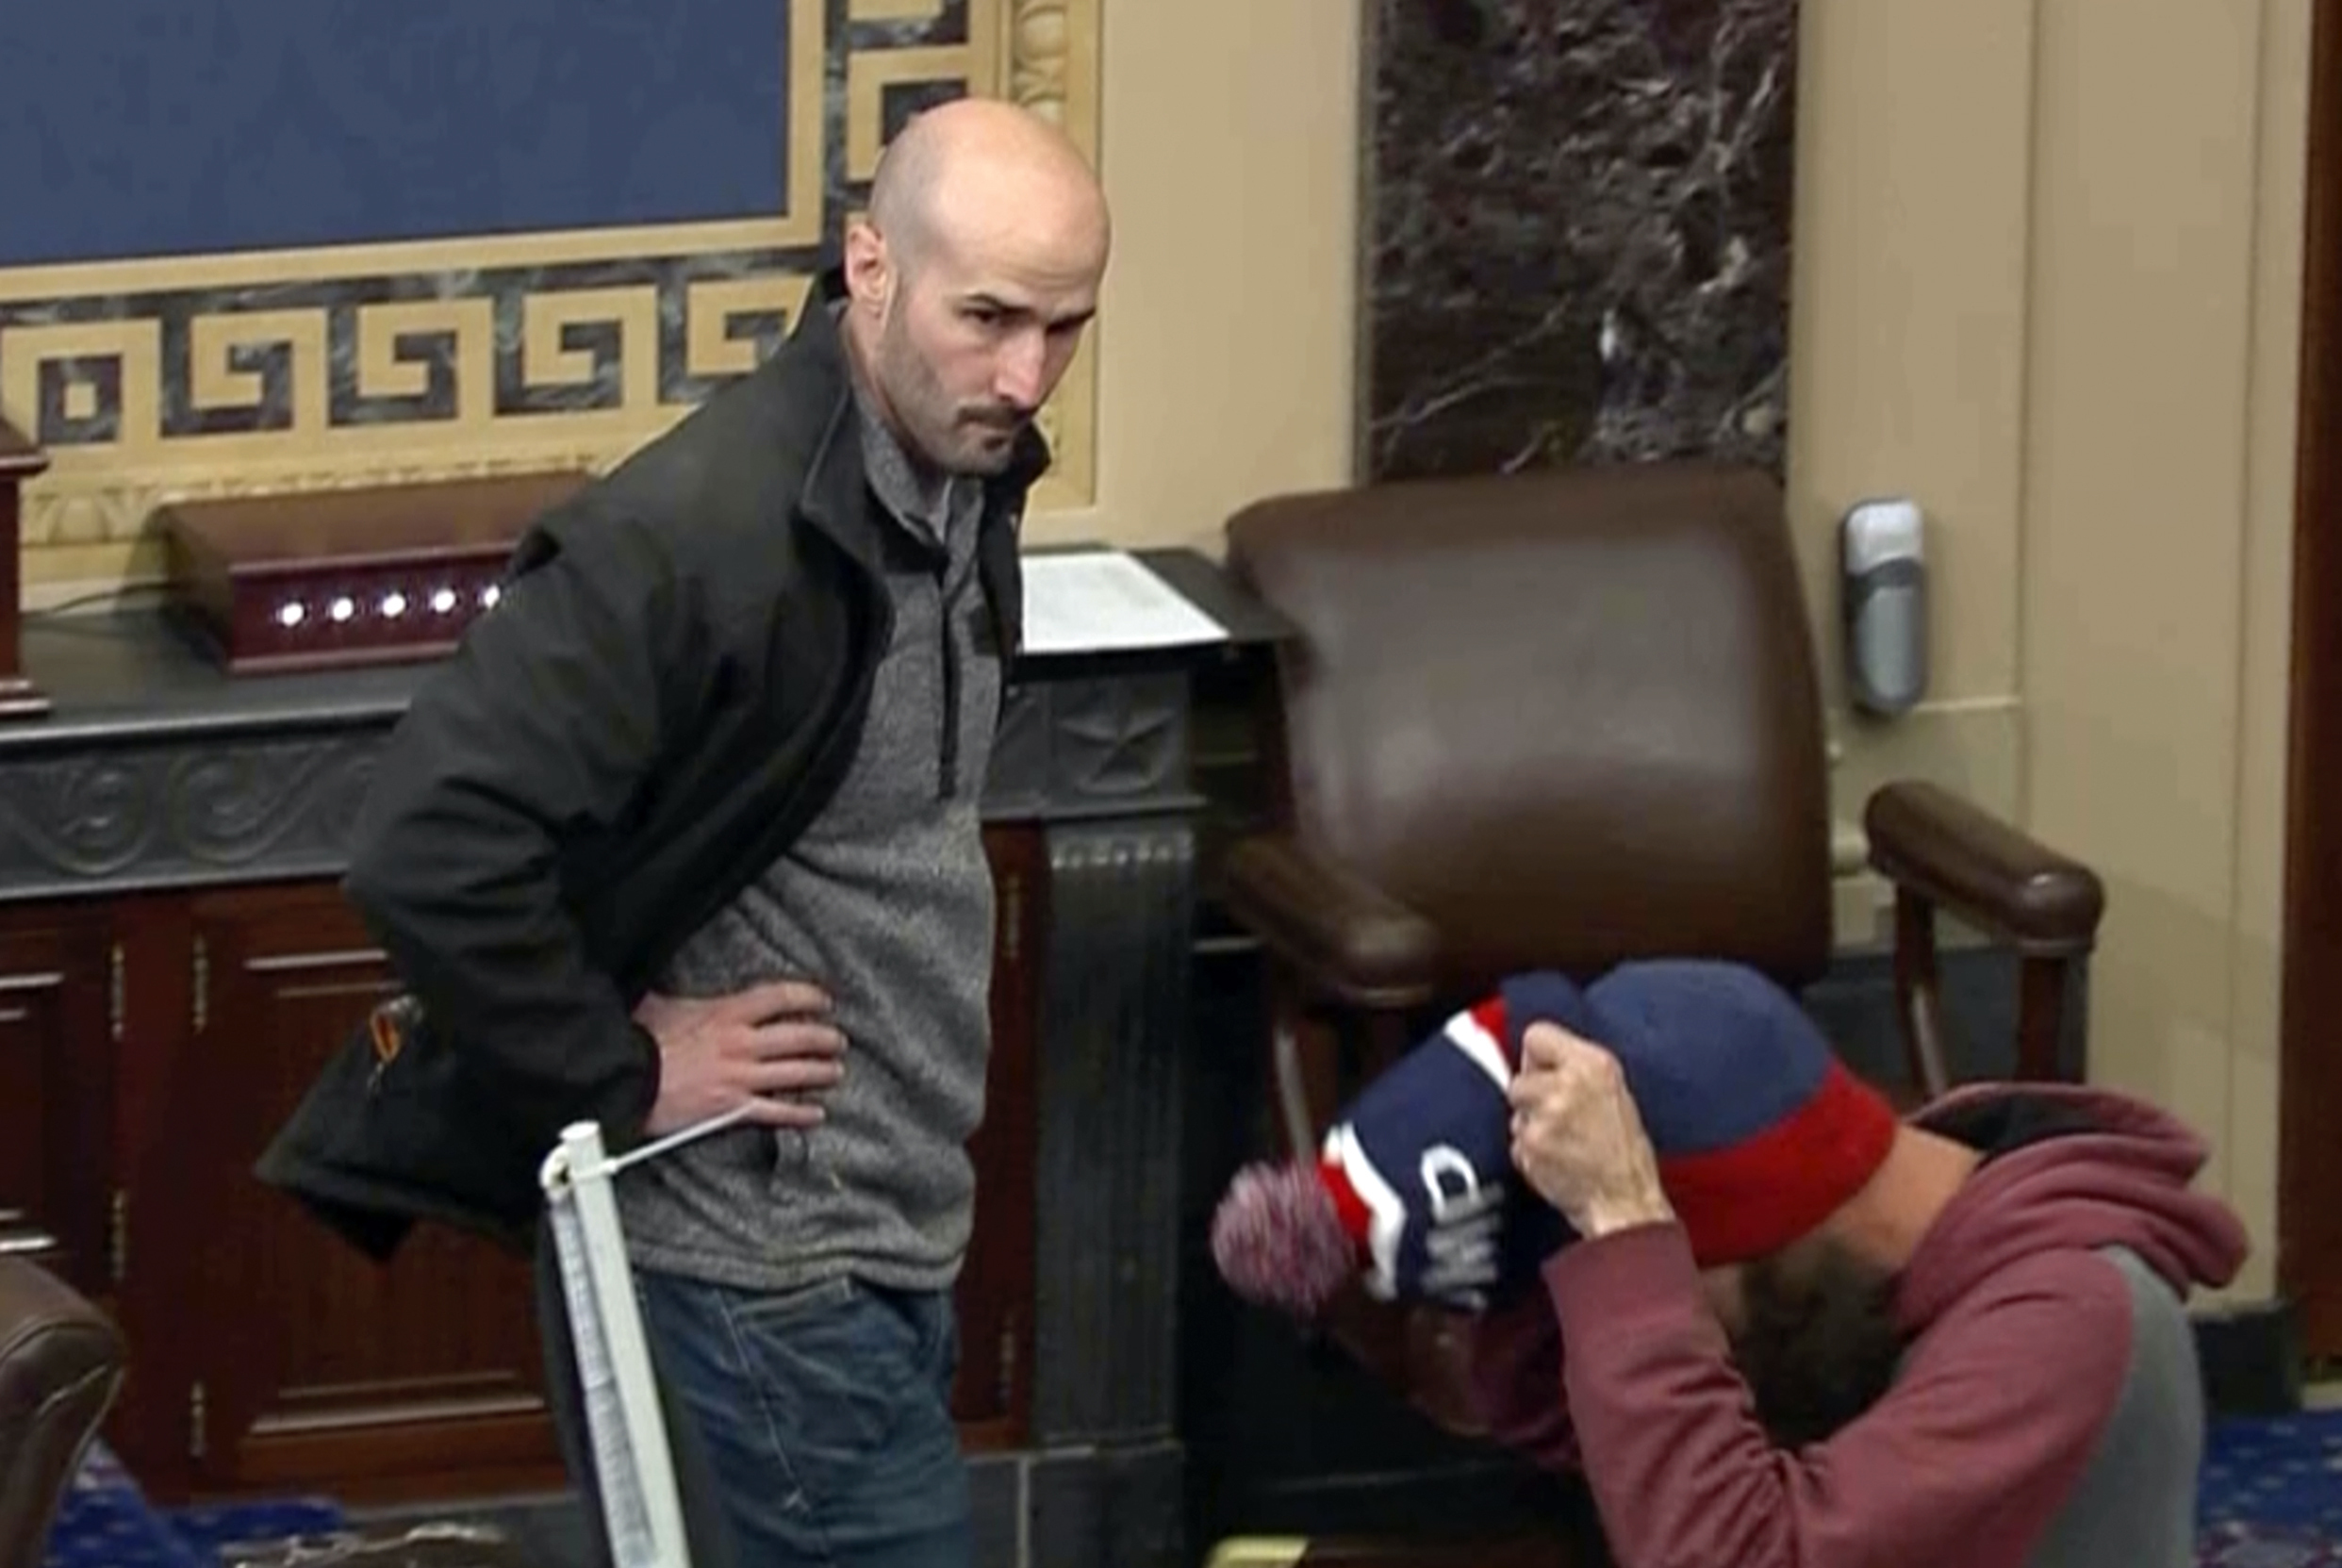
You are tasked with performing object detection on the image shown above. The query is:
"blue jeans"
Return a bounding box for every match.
[536,1237,970,1568]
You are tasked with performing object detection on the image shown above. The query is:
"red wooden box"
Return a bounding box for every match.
[160,471,590,674]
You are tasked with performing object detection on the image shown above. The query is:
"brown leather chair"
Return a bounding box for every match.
[0,1256,127,1568]
[1216,460,2103,1440]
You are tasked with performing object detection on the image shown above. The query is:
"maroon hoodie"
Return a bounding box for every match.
[1468,1083,2251,1568]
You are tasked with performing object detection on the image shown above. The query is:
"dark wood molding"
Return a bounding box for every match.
[0,422,43,479]
[2279,0,2342,1357]
[0,422,49,721]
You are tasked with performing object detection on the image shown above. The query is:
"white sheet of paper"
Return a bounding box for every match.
[1019,550,1229,655]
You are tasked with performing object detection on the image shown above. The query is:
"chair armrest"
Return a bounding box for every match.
[1864,782,2105,956]
[1221,834,1441,1009]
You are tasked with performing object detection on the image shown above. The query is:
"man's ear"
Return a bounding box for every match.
[842,218,891,317]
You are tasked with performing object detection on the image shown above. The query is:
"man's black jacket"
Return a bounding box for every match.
[256,276,1044,1261]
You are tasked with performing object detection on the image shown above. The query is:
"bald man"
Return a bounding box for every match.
[258,101,1112,1567]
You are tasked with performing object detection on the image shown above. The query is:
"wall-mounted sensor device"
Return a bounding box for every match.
[1840,498,1928,717]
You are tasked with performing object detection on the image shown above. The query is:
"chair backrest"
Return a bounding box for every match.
[0,1258,126,1568]
[1225,461,1834,996]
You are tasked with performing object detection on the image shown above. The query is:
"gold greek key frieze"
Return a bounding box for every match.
[686,275,816,382]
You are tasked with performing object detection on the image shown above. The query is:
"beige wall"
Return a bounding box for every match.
[1020,0,1361,553]
[1787,0,2312,1300]
[1072,0,2314,1298]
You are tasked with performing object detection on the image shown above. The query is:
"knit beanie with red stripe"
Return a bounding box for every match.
[1212,959,1901,1315]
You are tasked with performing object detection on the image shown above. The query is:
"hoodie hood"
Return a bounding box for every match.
[1893,1082,2250,1333]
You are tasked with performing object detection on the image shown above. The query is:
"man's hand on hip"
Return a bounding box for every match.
[635,980,845,1135]
[1507,1022,1676,1241]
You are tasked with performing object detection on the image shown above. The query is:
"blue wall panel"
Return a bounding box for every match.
[0,1,790,266]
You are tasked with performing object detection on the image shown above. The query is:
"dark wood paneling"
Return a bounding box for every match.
[956,825,1046,1446]
[32,858,1057,1504]
[2282,0,2342,1360]
[0,909,109,1291]
[173,883,561,1503]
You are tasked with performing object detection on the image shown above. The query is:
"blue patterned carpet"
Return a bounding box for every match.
[2195,1408,2342,1564]
[41,1410,2342,1567]
[44,1444,347,1568]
